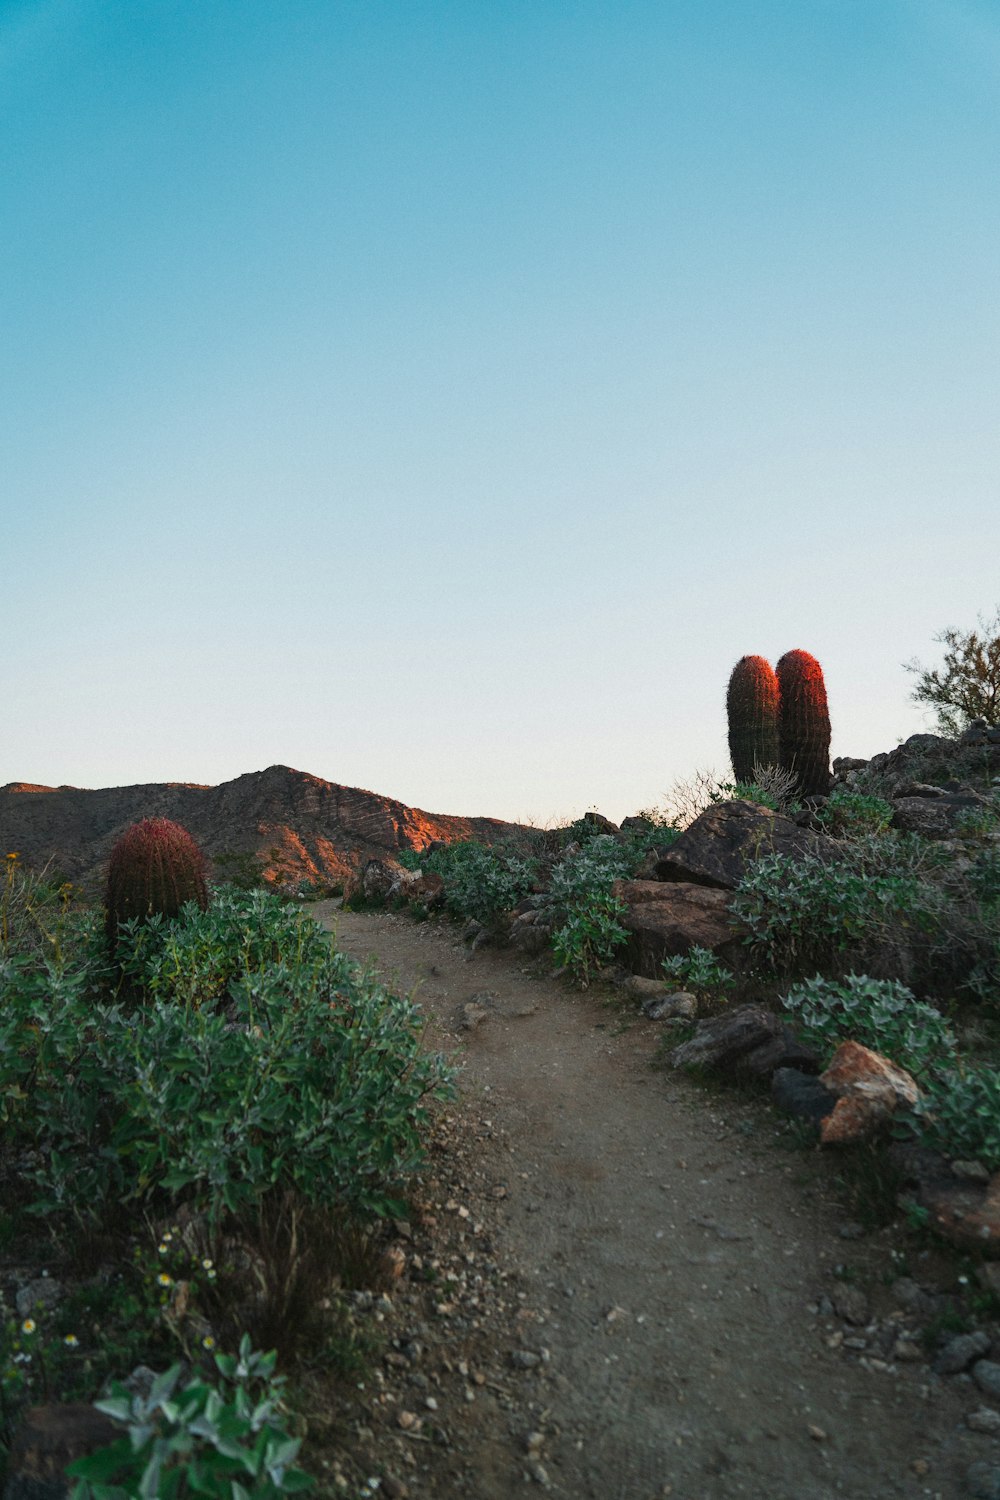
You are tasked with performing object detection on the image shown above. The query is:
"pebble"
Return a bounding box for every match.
[15,1277,64,1317]
[968,1408,1000,1435]
[832,1285,869,1325]
[510,1350,541,1369]
[974,1362,1000,1401]
[527,1460,551,1487]
[893,1339,923,1363]
[837,1222,866,1240]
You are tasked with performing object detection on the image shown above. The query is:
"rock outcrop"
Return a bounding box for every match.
[649,799,842,891]
[612,879,743,976]
[0,766,521,893]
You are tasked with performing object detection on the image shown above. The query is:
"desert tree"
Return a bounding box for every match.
[905,608,1000,734]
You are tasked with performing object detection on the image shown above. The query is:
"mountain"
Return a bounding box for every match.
[0,765,521,892]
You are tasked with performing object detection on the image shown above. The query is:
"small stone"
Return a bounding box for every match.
[807,1424,827,1442]
[935,1332,991,1376]
[397,1410,419,1430]
[973,1362,1000,1401]
[524,1431,544,1455]
[837,1221,865,1241]
[642,991,697,1022]
[833,1285,869,1325]
[15,1278,64,1318]
[952,1160,992,1184]
[424,1396,438,1411]
[968,1408,1000,1435]
[893,1339,923,1363]
[382,1479,410,1500]
[911,1458,930,1477]
[510,1349,541,1370]
[527,1460,551,1487]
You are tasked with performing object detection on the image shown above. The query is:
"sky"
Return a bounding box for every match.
[3,0,998,824]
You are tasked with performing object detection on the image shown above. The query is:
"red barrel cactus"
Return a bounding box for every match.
[726,655,780,784]
[105,817,209,944]
[776,649,832,797]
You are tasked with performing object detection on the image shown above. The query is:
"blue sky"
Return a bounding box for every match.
[4,0,998,822]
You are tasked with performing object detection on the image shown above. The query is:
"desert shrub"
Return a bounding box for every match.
[661,946,734,1003]
[0,853,81,961]
[0,893,450,1229]
[731,850,925,979]
[905,607,1000,734]
[413,840,536,932]
[540,841,632,984]
[816,788,894,839]
[780,973,956,1076]
[911,1066,1000,1168]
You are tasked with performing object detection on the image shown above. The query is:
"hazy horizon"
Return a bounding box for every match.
[5,1,998,824]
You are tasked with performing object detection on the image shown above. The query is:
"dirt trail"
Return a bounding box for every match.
[314,903,986,1500]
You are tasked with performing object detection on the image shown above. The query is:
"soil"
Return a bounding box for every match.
[309,902,993,1500]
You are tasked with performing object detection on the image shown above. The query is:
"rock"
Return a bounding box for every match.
[832,757,870,777]
[15,1278,63,1319]
[3,1404,120,1500]
[915,1171,1000,1257]
[954,1161,993,1184]
[935,1332,991,1376]
[966,1461,1000,1500]
[669,1005,780,1073]
[771,1068,839,1124]
[510,914,551,955]
[973,1362,1000,1401]
[832,1285,869,1325]
[968,1408,1000,1435]
[622,975,675,1002]
[648,800,843,892]
[892,794,985,839]
[613,881,742,977]
[510,1350,541,1370]
[361,857,410,902]
[642,991,697,1022]
[817,1041,920,1145]
[461,1002,492,1030]
[582,811,621,837]
[739,1029,823,1079]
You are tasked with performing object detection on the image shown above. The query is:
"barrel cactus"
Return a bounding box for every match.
[105,817,209,944]
[726,655,780,783]
[776,649,832,797]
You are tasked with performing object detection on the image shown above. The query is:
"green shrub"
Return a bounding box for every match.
[780,973,956,1075]
[911,1066,1000,1168]
[541,842,632,984]
[0,893,450,1229]
[67,1336,311,1498]
[412,840,536,932]
[661,946,734,1002]
[816,788,894,838]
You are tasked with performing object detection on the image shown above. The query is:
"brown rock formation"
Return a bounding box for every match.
[0,766,521,893]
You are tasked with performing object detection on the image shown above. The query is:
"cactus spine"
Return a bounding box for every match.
[726,655,780,783]
[105,817,209,945]
[776,649,831,797]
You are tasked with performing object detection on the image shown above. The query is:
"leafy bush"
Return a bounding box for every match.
[731,849,926,979]
[780,973,956,1075]
[67,1337,311,1498]
[540,841,632,984]
[661,946,734,1002]
[912,1066,1000,1168]
[816,788,894,839]
[411,841,536,932]
[0,892,450,1229]
[905,606,1000,735]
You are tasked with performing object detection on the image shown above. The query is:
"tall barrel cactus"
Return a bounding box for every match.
[105,817,209,945]
[776,649,832,796]
[726,655,780,783]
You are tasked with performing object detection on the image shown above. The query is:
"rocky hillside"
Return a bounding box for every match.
[0,766,521,892]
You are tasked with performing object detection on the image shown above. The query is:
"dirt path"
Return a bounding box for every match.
[313,903,988,1500]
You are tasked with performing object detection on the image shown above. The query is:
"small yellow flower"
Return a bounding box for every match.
[207,1269,217,1281]
[63,1334,79,1347]
[21,1319,36,1335]
[6,852,19,861]
[157,1273,172,1287]
[201,1335,216,1350]
[158,1243,169,1255]
[201,1258,213,1271]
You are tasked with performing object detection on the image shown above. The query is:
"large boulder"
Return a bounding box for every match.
[612,879,742,977]
[649,800,841,892]
[669,1006,820,1077]
[891,791,989,838]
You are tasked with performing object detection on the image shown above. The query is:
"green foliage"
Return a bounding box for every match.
[105,819,209,947]
[661,946,734,1002]
[731,849,924,978]
[905,607,1000,735]
[414,840,536,932]
[912,1066,1000,1169]
[541,841,632,984]
[816,788,894,839]
[780,973,956,1075]
[0,892,450,1230]
[67,1336,311,1499]
[726,655,779,784]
